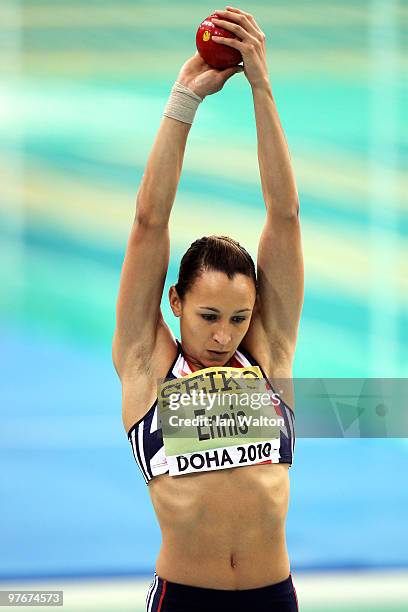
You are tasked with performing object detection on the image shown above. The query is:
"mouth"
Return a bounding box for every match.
[207,350,229,355]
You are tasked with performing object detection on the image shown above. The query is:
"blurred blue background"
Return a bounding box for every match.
[1,0,407,583]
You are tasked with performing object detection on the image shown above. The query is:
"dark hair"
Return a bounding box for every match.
[175,235,257,300]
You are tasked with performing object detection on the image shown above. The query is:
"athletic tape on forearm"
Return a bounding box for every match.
[163,81,203,125]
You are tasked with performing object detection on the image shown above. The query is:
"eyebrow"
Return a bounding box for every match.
[199,307,252,313]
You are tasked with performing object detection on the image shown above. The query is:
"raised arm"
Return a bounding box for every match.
[252,80,303,358]
[112,116,189,378]
[212,7,304,364]
[112,53,243,378]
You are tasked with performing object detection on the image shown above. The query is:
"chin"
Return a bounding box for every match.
[205,352,230,363]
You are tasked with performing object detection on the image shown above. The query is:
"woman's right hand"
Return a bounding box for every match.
[176,52,243,99]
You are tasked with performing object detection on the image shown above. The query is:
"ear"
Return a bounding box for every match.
[169,285,182,317]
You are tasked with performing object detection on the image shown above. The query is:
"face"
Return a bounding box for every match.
[169,270,256,368]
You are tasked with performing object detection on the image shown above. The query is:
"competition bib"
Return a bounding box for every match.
[158,365,284,476]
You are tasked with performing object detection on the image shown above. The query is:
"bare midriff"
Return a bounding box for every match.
[149,462,291,590]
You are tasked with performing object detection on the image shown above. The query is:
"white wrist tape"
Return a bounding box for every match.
[163,81,203,125]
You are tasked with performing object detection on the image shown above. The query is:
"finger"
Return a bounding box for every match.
[214,9,261,37]
[212,17,252,41]
[225,5,251,16]
[211,35,243,50]
[225,6,262,34]
[222,65,244,80]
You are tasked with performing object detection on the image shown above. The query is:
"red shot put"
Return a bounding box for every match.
[196,13,243,69]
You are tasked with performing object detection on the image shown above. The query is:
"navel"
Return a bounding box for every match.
[230,553,237,569]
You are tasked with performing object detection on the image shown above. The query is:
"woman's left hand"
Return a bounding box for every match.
[211,6,269,89]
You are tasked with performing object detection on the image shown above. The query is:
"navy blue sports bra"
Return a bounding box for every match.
[127,339,295,484]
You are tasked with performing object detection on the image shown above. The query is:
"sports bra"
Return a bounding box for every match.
[127,339,295,485]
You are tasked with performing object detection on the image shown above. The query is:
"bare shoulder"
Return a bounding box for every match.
[241,312,296,410]
[120,318,179,434]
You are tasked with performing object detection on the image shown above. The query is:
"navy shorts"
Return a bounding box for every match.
[146,572,299,611]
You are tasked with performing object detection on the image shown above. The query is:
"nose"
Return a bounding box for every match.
[212,326,232,347]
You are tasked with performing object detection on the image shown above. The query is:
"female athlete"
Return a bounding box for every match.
[113,6,304,611]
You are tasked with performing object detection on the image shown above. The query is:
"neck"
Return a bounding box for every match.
[185,354,232,371]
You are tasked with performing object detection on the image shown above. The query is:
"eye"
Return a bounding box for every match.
[201,314,217,321]
[232,316,246,324]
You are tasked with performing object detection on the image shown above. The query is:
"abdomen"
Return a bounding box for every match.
[149,463,291,589]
